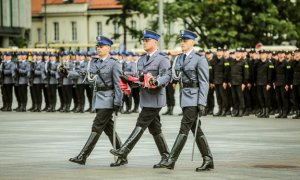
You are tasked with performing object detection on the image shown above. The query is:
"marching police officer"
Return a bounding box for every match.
[160,30,213,171]
[110,30,171,168]
[69,35,126,166]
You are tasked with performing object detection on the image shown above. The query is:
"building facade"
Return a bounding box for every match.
[0,0,31,47]
[30,0,182,51]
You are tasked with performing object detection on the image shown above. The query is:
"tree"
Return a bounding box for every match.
[106,0,157,51]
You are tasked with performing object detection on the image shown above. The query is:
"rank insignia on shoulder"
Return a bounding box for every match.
[195,52,202,57]
[159,52,167,56]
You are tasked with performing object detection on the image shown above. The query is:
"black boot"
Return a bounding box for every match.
[28,103,36,112]
[292,110,300,119]
[162,106,170,115]
[281,110,288,119]
[264,108,269,118]
[6,103,12,111]
[65,104,71,113]
[74,103,81,113]
[257,108,265,118]
[275,110,283,118]
[69,132,100,165]
[238,109,243,117]
[108,133,128,167]
[243,108,250,116]
[153,133,169,168]
[13,104,21,111]
[160,134,187,169]
[0,102,6,111]
[168,106,174,115]
[220,109,227,116]
[110,126,144,158]
[195,135,214,172]
[231,109,238,117]
[84,107,91,112]
[33,103,41,112]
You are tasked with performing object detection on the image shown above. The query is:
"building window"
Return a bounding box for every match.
[71,21,77,41]
[131,20,136,38]
[37,28,41,42]
[54,22,59,41]
[114,23,119,35]
[97,22,102,35]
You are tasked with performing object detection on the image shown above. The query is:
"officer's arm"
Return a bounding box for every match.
[156,56,171,87]
[197,56,209,106]
[112,61,123,106]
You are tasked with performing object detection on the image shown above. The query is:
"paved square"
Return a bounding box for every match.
[1,108,300,180]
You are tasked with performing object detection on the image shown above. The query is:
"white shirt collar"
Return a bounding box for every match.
[185,48,194,57]
[147,49,158,57]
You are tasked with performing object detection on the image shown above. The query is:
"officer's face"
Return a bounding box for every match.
[80,55,85,61]
[216,50,223,58]
[180,38,194,52]
[96,45,110,58]
[295,52,300,60]
[143,38,157,52]
[17,55,22,60]
[22,55,27,60]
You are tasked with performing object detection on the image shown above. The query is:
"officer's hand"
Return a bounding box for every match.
[198,105,206,117]
[113,105,120,116]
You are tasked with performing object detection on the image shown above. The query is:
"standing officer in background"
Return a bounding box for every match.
[228,49,249,117]
[160,30,213,171]
[162,52,176,116]
[212,47,230,116]
[69,35,126,166]
[205,50,215,115]
[110,30,171,168]
[45,52,59,112]
[13,52,23,111]
[68,51,88,113]
[1,52,16,111]
[16,51,30,112]
[291,49,300,119]
[131,52,140,113]
[31,52,45,112]
[84,51,94,113]
[254,50,274,118]
[42,52,51,111]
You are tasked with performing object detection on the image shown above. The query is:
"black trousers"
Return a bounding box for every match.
[275,86,289,112]
[62,85,73,105]
[75,84,85,106]
[72,86,78,108]
[92,109,116,134]
[257,85,271,108]
[180,106,204,136]
[123,94,132,110]
[14,85,20,106]
[215,84,228,110]
[136,107,162,136]
[18,84,28,105]
[85,84,93,108]
[57,85,64,107]
[165,83,175,106]
[32,84,42,104]
[294,85,300,110]
[243,87,252,110]
[207,88,215,111]
[29,85,35,106]
[42,84,49,107]
[3,84,13,104]
[231,85,245,110]
[250,85,258,110]
[48,84,57,106]
[131,87,140,107]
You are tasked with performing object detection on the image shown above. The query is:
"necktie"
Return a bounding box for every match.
[146,55,150,62]
[99,59,103,63]
[183,54,187,61]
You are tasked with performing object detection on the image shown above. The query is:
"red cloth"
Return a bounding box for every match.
[120,79,131,95]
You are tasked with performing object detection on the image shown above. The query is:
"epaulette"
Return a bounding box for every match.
[110,57,117,61]
[159,52,167,56]
[195,52,203,57]
[141,53,147,57]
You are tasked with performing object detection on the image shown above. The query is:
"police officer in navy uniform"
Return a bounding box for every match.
[69,35,127,166]
[1,52,16,111]
[160,30,213,171]
[110,30,171,168]
[228,49,249,117]
[291,49,300,119]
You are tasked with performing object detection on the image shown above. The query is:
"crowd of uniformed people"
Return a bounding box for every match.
[0,46,300,119]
